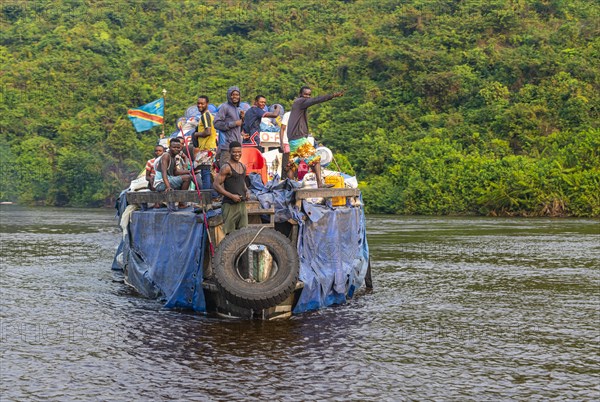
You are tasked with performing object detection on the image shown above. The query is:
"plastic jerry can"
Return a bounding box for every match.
[324,175,346,206]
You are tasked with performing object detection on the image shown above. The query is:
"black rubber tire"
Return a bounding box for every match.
[213,227,299,310]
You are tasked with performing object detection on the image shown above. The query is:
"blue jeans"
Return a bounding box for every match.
[200,165,219,198]
[155,176,183,191]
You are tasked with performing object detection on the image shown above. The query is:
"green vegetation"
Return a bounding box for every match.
[1,0,598,216]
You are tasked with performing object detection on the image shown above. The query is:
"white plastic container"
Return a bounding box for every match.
[315,147,333,167]
[302,173,323,204]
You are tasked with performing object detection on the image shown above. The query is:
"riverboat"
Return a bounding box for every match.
[113,153,371,320]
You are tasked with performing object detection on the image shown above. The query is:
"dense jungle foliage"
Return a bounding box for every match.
[1,0,598,216]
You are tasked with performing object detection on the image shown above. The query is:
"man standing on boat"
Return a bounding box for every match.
[279,111,292,179]
[287,86,344,187]
[192,95,218,198]
[242,95,281,152]
[213,141,250,235]
[214,86,244,168]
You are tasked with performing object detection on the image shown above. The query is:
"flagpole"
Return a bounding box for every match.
[161,88,167,138]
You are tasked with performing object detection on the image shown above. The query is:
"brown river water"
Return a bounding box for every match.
[1,206,598,401]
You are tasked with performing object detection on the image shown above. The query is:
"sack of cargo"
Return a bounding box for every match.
[130,175,149,191]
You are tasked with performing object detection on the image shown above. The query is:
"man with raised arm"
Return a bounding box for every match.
[287,86,344,187]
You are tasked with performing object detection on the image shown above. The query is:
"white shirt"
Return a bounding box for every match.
[280,112,290,145]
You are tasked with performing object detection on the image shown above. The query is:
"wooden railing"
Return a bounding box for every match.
[294,188,361,207]
[126,190,212,209]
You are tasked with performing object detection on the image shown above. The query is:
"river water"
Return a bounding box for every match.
[1,206,598,401]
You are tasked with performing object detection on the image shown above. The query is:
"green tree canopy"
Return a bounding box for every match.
[1,0,598,216]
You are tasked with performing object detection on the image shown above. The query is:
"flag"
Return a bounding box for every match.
[127,98,164,132]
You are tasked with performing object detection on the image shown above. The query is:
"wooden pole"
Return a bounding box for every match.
[161,88,167,138]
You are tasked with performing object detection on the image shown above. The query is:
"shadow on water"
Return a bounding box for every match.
[1,207,599,400]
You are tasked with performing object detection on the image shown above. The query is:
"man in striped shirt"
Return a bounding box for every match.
[145,145,165,191]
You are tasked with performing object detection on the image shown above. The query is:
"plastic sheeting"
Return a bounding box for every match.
[115,208,207,312]
[248,174,301,223]
[293,201,369,313]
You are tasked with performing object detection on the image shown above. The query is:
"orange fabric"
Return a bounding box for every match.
[240,148,267,184]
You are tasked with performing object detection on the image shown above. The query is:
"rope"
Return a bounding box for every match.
[241,226,266,256]
[332,154,342,173]
[234,226,267,282]
[180,125,214,256]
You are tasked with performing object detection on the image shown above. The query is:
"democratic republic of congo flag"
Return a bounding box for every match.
[127,98,164,132]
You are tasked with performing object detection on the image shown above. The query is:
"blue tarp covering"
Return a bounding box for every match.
[115,208,207,312]
[248,174,301,223]
[113,188,369,315]
[293,201,369,313]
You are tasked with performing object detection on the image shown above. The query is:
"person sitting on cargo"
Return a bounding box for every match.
[287,86,344,187]
[213,141,250,235]
[175,151,198,190]
[145,145,165,191]
[164,119,195,189]
[153,138,192,207]
[242,95,281,152]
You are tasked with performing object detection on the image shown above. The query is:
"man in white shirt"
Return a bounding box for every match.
[279,111,292,179]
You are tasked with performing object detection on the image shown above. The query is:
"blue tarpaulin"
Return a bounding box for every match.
[115,208,207,312]
[247,176,369,312]
[248,174,301,223]
[293,201,369,313]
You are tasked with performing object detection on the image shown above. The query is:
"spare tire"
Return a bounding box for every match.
[213,227,299,310]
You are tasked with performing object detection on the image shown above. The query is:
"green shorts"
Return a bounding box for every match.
[222,202,248,235]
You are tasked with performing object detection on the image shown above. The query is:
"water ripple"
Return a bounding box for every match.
[1,207,598,400]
